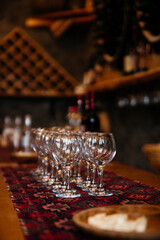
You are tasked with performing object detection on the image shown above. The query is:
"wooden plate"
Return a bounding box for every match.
[72,204,160,239]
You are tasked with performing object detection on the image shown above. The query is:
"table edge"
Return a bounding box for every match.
[105,161,160,190]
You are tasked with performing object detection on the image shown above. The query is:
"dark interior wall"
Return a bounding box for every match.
[0,0,159,172]
[109,104,160,172]
[96,85,160,172]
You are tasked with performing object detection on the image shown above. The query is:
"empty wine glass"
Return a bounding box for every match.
[71,131,84,185]
[78,132,91,191]
[83,132,97,192]
[54,131,82,198]
[85,132,116,196]
[39,129,52,183]
[45,128,63,191]
[31,128,45,178]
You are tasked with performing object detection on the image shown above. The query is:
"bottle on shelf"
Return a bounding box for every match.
[87,91,100,132]
[123,24,139,75]
[136,37,148,72]
[22,114,32,152]
[94,56,106,78]
[81,92,90,131]
[131,24,140,74]
[77,94,86,131]
[13,116,22,151]
[2,116,14,147]
[66,106,81,131]
[66,94,91,132]
[123,43,134,75]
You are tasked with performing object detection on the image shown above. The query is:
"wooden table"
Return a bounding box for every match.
[0,161,160,240]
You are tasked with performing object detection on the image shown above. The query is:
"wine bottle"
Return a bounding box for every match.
[77,94,86,132]
[131,24,140,74]
[2,116,13,148]
[123,42,134,75]
[67,106,82,130]
[22,114,32,152]
[13,116,22,151]
[136,29,148,72]
[87,91,100,132]
[81,93,90,131]
[123,23,139,75]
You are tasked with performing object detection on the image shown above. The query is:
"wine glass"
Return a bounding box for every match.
[83,132,97,192]
[54,131,82,198]
[45,128,63,191]
[39,129,52,183]
[71,131,84,185]
[85,132,116,196]
[31,128,45,178]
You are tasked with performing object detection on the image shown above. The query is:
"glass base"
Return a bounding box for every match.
[75,177,83,185]
[56,190,81,198]
[42,175,50,183]
[88,188,113,197]
[81,180,91,191]
[50,182,61,191]
[88,183,97,192]
[53,187,65,194]
[78,179,90,188]
[47,179,55,186]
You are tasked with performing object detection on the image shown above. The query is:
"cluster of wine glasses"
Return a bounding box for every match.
[31,127,116,198]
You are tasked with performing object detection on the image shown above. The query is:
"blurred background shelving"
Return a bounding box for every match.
[82,66,160,93]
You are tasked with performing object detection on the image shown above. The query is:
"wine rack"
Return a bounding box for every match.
[0,27,78,97]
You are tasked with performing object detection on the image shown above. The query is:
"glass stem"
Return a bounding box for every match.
[73,165,77,177]
[55,162,59,182]
[41,158,45,176]
[66,167,71,191]
[36,156,41,173]
[62,165,66,186]
[50,162,55,180]
[39,156,44,175]
[91,164,96,184]
[85,161,90,181]
[97,166,104,189]
[77,160,81,178]
[44,158,48,176]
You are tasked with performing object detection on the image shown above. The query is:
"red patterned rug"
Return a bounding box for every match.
[1,167,160,240]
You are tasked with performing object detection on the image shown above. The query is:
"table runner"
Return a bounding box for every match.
[1,167,160,240]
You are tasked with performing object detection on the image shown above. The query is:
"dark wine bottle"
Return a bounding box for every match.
[81,93,90,131]
[123,22,140,75]
[87,91,100,132]
[131,24,140,74]
[123,41,134,75]
[76,94,84,131]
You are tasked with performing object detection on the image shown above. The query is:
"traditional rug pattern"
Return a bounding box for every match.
[1,167,160,240]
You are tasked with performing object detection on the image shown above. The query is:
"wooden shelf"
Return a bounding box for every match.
[27,8,95,20]
[25,8,96,38]
[84,67,160,93]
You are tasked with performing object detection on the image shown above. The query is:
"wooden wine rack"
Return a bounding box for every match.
[0,27,78,97]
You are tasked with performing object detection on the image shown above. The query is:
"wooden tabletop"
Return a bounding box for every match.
[0,161,160,240]
[0,173,24,240]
